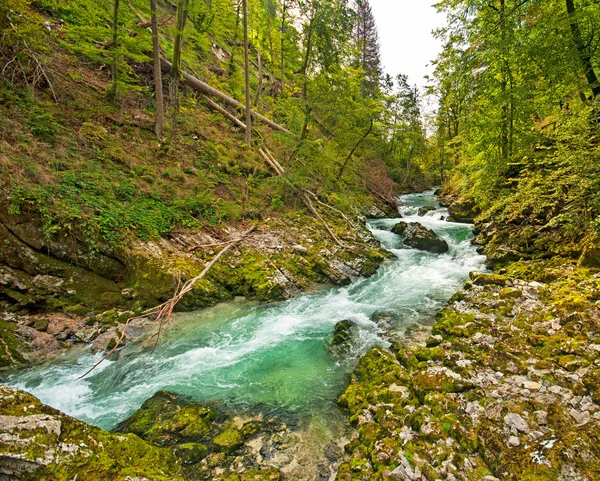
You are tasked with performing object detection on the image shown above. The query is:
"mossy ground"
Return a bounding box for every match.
[336,261,600,480]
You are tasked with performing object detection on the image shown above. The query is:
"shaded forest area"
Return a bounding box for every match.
[430,0,600,264]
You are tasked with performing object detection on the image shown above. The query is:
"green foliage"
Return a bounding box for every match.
[0,0,432,254]
[431,0,600,249]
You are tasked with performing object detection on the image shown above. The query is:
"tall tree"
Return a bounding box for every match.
[242,0,252,145]
[171,0,190,83]
[353,0,381,94]
[150,0,165,145]
[566,0,600,97]
[166,0,189,147]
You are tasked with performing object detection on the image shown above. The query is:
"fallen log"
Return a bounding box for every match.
[202,94,246,129]
[257,148,345,247]
[160,58,293,136]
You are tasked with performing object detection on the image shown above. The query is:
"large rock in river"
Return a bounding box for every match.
[418,205,437,217]
[391,222,449,254]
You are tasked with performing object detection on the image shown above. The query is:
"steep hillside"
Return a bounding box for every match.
[0,0,434,365]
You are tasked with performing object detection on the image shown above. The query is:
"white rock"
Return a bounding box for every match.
[507,436,521,447]
[523,381,542,391]
[569,409,591,425]
[504,413,529,433]
[534,410,548,426]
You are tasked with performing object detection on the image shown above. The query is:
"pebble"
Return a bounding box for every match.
[507,436,520,448]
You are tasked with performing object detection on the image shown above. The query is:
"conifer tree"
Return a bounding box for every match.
[353,0,381,94]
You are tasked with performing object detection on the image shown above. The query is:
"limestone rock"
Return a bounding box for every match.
[504,413,529,433]
[391,222,449,254]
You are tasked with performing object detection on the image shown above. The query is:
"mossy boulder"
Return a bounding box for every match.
[418,206,437,217]
[328,319,359,355]
[0,385,184,481]
[578,240,600,268]
[213,428,244,453]
[391,222,449,254]
[0,318,25,368]
[175,442,209,465]
[469,272,508,286]
[117,390,216,446]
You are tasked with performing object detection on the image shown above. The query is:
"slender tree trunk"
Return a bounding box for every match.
[151,0,165,144]
[300,12,315,76]
[280,0,286,81]
[499,0,510,161]
[166,0,189,148]
[110,0,120,101]
[172,0,189,82]
[242,0,252,145]
[267,14,275,64]
[254,49,263,105]
[566,0,600,97]
[337,119,374,180]
[230,1,242,74]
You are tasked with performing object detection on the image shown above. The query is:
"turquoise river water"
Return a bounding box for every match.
[4,191,486,440]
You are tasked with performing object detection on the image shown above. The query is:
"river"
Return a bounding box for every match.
[3,190,485,463]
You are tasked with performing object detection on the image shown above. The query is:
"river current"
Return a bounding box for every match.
[4,191,485,441]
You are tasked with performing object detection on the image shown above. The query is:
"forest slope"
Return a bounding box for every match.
[0,0,433,365]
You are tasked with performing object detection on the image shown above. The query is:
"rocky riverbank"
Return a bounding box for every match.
[0,203,392,368]
[334,190,600,480]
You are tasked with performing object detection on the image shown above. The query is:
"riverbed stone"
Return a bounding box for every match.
[417,206,437,217]
[391,222,449,254]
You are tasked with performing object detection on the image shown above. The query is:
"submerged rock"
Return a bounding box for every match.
[391,222,449,254]
[417,205,437,217]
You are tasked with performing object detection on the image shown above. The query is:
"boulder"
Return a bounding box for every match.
[328,320,359,355]
[578,243,600,268]
[0,386,183,480]
[391,222,449,254]
[417,206,437,217]
[447,198,478,223]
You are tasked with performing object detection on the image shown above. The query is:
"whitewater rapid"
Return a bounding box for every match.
[3,190,486,431]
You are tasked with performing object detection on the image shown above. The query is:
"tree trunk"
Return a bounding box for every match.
[566,0,600,97]
[110,0,120,101]
[337,119,374,180]
[242,0,252,145]
[160,58,293,135]
[280,0,286,81]
[166,0,189,147]
[171,0,189,82]
[254,50,263,105]
[150,0,165,144]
